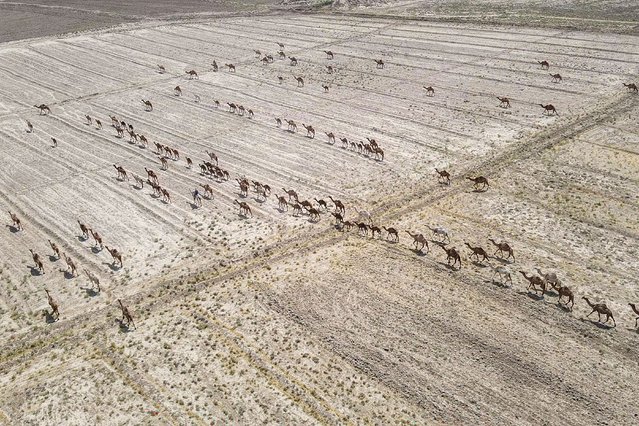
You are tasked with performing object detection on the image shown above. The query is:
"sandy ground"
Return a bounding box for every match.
[0,10,638,425]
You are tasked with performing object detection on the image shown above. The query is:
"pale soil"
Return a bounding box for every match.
[0,10,638,425]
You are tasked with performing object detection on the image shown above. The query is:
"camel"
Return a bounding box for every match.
[326,65,334,74]
[192,189,202,207]
[629,303,639,328]
[328,196,345,214]
[105,246,123,268]
[374,59,384,69]
[535,268,560,287]
[550,282,574,311]
[8,211,23,231]
[277,51,286,59]
[145,168,159,184]
[423,86,435,96]
[465,242,489,263]
[275,118,283,128]
[157,64,165,73]
[205,150,219,165]
[373,147,384,161]
[171,148,179,160]
[435,168,450,185]
[324,132,335,144]
[86,114,92,125]
[331,212,343,225]
[88,228,103,250]
[29,249,45,274]
[305,206,321,222]
[34,104,51,115]
[174,86,182,96]
[405,231,429,252]
[212,61,218,72]
[278,76,284,84]
[161,188,171,203]
[488,239,515,261]
[84,268,101,292]
[583,297,615,326]
[160,157,169,171]
[286,119,297,132]
[186,158,193,169]
[324,50,334,59]
[519,271,546,296]
[227,103,237,113]
[538,60,550,70]
[300,200,314,211]
[289,57,298,66]
[282,188,298,201]
[294,76,304,87]
[322,84,330,93]
[141,99,153,111]
[302,124,315,138]
[248,109,254,119]
[254,49,261,57]
[63,253,77,277]
[343,221,354,232]
[225,63,236,72]
[623,83,638,93]
[427,226,450,243]
[95,119,102,130]
[118,299,136,329]
[238,179,249,197]
[467,176,489,191]
[339,137,349,148]
[276,195,288,211]
[235,200,252,217]
[488,264,512,287]
[357,222,369,236]
[77,220,89,239]
[550,73,562,83]
[194,94,201,103]
[127,129,138,143]
[26,120,33,133]
[369,225,382,238]
[314,198,327,210]
[116,126,124,138]
[277,42,285,49]
[200,184,214,199]
[48,239,60,259]
[440,246,461,268]
[497,97,510,108]
[186,70,198,79]
[45,289,59,320]
[51,137,58,148]
[540,104,558,115]
[353,207,372,223]
[383,227,399,242]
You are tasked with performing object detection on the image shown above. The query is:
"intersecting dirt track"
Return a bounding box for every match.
[0,11,638,425]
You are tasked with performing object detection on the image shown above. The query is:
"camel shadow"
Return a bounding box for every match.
[6,225,20,233]
[438,261,459,271]
[518,291,544,301]
[104,262,121,271]
[472,261,488,268]
[253,197,266,204]
[188,201,201,210]
[277,207,288,213]
[412,248,428,257]
[63,270,75,280]
[472,188,489,193]
[80,286,100,297]
[491,256,513,265]
[44,310,58,324]
[28,266,43,276]
[76,235,89,242]
[116,319,134,333]
[554,303,572,313]
[48,255,59,262]
[91,246,103,254]
[486,279,510,288]
[579,318,615,330]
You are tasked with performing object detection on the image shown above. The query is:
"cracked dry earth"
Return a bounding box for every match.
[0,12,638,425]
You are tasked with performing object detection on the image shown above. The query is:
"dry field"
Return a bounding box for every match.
[0,11,638,425]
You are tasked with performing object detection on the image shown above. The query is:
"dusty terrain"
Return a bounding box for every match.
[0,8,638,426]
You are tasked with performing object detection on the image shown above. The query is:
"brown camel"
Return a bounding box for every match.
[583,297,615,326]
[369,225,382,238]
[277,42,285,49]
[63,253,77,277]
[235,200,252,217]
[497,97,510,108]
[84,268,101,292]
[45,289,59,320]
[192,190,202,207]
[289,57,298,66]
[435,168,451,185]
[623,83,638,93]
[343,221,354,232]
[357,222,369,236]
[237,105,246,116]
[161,188,171,203]
[141,99,153,111]
[282,188,298,201]
[200,183,214,198]
[374,59,384,69]
[538,60,549,70]
[324,50,334,59]
[105,246,123,268]
[276,195,288,211]
[160,157,169,171]
[467,176,489,191]
[186,157,193,169]
[77,220,89,239]
[34,104,51,115]
[8,211,23,230]
[113,164,128,181]
[95,119,102,130]
[299,200,314,210]
[326,65,334,74]
[405,231,428,252]
[328,196,345,214]
[488,239,515,261]
[519,271,546,296]
[212,61,218,72]
[291,203,303,216]
[277,51,286,59]
[186,70,198,79]
[29,249,45,274]
[331,212,343,225]
[540,104,558,115]
[227,102,237,113]
[157,64,166,74]
[629,303,639,328]
[225,63,236,72]
[423,86,435,96]
[26,120,34,133]
[247,109,254,119]
[383,227,399,242]
[89,228,103,249]
[85,114,92,125]
[48,239,60,259]
[238,179,249,197]
[118,299,136,329]
[145,168,159,184]
[174,86,182,96]
[464,242,488,263]
[275,118,283,128]
[294,76,304,87]
[305,206,321,222]
[322,84,329,92]
[325,132,336,144]
[550,282,574,311]
[205,150,218,165]
[302,124,315,138]
[550,73,562,83]
[440,245,461,268]
[314,198,327,210]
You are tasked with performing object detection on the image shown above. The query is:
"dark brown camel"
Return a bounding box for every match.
[374,59,384,69]
[550,73,562,83]
[186,70,199,79]
[113,164,128,181]
[314,198,327,210]
[105,246,123,268]
[629,303,639,328]
[324,50,334,59]
[331,212,343,225]
[488,239,515,261]
[357,222,369,236]
[225,63,236,72]
[423,86,435,96]
[29,249,45,274]
[211,61,218,72]
[305,206,321,222]
[145,168,159,184]
[294,76,304,87]
[519,271,546,296]
[540,104,558,115]
[538,60,549,70]
[276,195,288,211]
[623,83,638,93]
[289,57,298,66]
[435,168,450,185]
[34,104,51,115]
[405,231,428,252]
[328,196,345,214]
[467,176,489,191]
[118,299,136,329]
[583,297,615,327]
[235,200,252,217]
[497,97,510,108]
[440,245,461,268]
[174,86,182,96]
[45,289,59,320]
[141,99,153,111]
[465,243,489,263]
[282,188,298,201]
[383,227,399,242]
